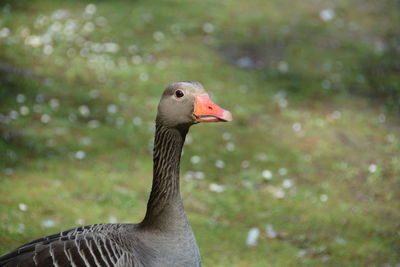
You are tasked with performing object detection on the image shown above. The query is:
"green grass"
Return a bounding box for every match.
[1,0,399,266]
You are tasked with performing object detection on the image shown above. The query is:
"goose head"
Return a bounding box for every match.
[157,81,232,129]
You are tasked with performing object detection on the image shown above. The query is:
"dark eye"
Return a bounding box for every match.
[175,89,184,98]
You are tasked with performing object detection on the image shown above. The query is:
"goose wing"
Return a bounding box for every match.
[0,224,136,267]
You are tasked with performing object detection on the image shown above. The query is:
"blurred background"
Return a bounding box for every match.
[0,0,399,266]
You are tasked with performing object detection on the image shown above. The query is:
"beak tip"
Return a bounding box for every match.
[223,110,233,122]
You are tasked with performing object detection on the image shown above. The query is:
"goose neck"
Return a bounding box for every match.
[141,124,188,230]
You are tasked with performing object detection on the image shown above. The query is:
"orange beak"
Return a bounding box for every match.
[193,94,233,122]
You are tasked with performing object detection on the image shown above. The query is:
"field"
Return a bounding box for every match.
[0,0,399,266]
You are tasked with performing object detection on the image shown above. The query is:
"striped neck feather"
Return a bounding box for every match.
[141,124,188,229]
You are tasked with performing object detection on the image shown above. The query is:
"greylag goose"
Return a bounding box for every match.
[0,81,232,267]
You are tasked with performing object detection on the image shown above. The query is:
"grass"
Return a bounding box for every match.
[0,0,399,266]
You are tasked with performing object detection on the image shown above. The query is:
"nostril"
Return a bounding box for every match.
[208,106,213,110]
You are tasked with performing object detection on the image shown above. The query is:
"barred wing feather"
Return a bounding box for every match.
[0,224,136,267]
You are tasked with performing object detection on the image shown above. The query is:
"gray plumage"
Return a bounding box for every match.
[0,81,231,267]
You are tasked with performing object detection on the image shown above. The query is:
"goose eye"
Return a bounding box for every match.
[175,89,184,98]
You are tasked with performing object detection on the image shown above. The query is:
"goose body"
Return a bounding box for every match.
[0,81,232,267]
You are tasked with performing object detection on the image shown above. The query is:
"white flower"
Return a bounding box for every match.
[52,9,69,20]
[89,90,100,99]
[256,153,267,161]
[75,150,86,160]
[222,132,231,140]
[95,17,107,27]
[18,203,28,211]
[319,9,335,22]
[42,219,56,228]
[41,114,51,123]
[184,171,194,181]
[132,117,142,126]
[20,106,30,116]
[9,110,19,120]
[225,142,235,151]
[104,42,119,53]
[153,31,165,42]
[368,164,377,173]
[85,4,97,15]
[190,155,201,164]
[266,224,277,238]
[107,104,118,114]
[88,120,100,128]
[16,94,26,103]
[83,22,95,33]
[0,27,10,38]
[109,216,117,223]
[215,160,225,168]
[278,61,289,73]
[49,98,60,109]
[282,179,293,189]
[25,35,42,47]
[320,194,328,202]
[386,134,395,143]
[194,171,205,179]
[43,44,53,55]
[335,237,347,245]
[209,183,225,193]
[292,122,302,132]
[202,23,214,33]
[18,224,25,233]
[140,72,149,82]
[298,249,307,256]
[79,105,90,117]
[274,189,285,199]
[262,170,273,180]
[266,186,285,199]
[131,55,142,65]
[241,160,250,168]
[80,137,92,146]
[278,168,288,176]
[246,227,260,246]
